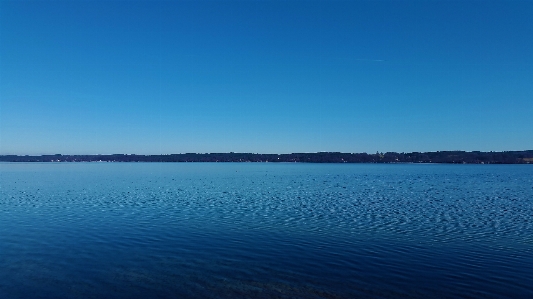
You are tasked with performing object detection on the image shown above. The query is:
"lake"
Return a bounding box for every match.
[1,163,532,298]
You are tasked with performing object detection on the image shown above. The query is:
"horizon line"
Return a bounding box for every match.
[2,150,533,156]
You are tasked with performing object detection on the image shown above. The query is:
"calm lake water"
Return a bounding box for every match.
[1,163,532,298]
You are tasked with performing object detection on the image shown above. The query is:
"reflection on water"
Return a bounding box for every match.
[1,163,532,298]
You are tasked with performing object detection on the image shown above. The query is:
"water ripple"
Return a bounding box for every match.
[1,163,532,298]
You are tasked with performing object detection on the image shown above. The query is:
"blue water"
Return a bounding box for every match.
[1,163,532,298]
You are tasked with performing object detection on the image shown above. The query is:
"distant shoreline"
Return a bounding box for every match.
[1,151,532,164]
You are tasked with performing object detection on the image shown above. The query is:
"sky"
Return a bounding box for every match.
[1,0,532,155]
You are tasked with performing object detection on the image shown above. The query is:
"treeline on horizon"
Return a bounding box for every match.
[1,151,533,164]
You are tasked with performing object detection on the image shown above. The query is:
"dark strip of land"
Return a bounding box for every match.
[1,151,533,164]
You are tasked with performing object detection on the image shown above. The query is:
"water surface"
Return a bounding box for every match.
[1,163,532,298]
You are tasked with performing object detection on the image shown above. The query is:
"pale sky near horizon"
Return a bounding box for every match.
[1,0,532,155]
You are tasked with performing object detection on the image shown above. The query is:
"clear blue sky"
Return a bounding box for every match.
[1,0,532,155]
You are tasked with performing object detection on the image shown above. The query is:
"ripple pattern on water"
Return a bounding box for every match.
[1,163,532,298]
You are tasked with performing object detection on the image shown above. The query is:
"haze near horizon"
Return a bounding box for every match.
[1,0,532,155]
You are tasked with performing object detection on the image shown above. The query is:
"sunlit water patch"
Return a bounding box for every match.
[1,163,532,298]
